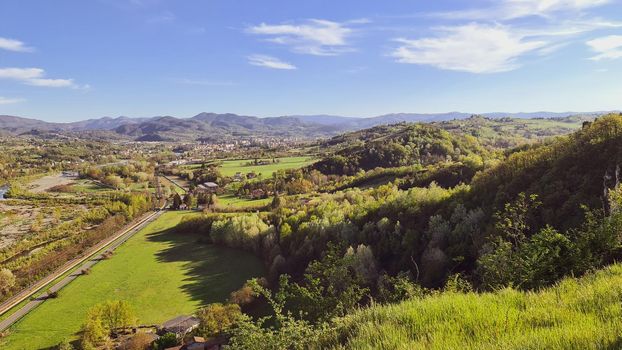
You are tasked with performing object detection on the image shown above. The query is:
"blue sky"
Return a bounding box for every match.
[0,0,621,122]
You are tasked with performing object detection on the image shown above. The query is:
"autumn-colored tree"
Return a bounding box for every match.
[0,268,16,296]
[196,303,242,337]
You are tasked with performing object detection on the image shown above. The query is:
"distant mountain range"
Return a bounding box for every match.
[0,111,616,141]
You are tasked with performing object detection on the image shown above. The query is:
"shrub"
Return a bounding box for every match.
[154,333,178,350]
[0,268,16,296]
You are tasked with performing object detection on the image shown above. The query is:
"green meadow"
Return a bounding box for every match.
[1,211,265,350]
[218,156,317,178]
[217,193,272,209]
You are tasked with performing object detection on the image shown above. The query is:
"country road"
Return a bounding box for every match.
[0,208,164,332]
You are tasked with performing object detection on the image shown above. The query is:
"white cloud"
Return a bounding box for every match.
[247,19,356,56]
[0,67,83,88]
[587,35,622,60]
[247,55,296,70]
[0,96,25,105]
[0,37,33,52]
[391,24,548,73]
[438,0,611,20]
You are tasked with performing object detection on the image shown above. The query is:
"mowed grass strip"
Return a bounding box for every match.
[1,211,265,350]
[219,156,317,178]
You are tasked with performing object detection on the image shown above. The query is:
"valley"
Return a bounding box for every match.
[2,111,622,349]
[3,0,622,347]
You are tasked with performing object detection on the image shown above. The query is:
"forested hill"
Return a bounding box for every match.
[313,123,487,175]
[293,114,622,291]
[313,115,588,176]
[470,113,622,231]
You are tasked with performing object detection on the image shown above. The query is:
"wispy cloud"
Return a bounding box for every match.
[391,24,547,73]
[0,68,86,88]
[393,0,620,73]
[587,35,622,60]
[247,19,359,56]
[247,55,296,70]
[436,0,611,20]
[0,37,33,52]
[0,96,25,105]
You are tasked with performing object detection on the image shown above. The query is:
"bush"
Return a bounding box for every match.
[120,332,153,350]
[56,338,75,350]
[154,333,178,350]
[230,283,255,306]
[0,268,16,296]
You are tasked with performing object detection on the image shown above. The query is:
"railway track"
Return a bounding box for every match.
[0,207,165,331]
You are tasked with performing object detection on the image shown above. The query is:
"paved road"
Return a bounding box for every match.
[0,209,164,332]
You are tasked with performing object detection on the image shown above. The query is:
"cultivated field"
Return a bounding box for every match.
[0,211,265,349]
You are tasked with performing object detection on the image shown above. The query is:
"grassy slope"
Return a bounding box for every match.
[1,211,265,350]
[219,156,316,177]
[218,194,272,208]
[321,264,622,350]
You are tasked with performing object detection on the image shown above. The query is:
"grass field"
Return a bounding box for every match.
[218,194,272,209]
[218,156,316,178]
[320,264,622,349]
[0,211,265,350]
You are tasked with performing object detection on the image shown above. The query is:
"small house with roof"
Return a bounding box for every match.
[196,182,219,193]
[160,315,200,337]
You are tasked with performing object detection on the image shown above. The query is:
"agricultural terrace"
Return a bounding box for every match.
[0,211,265,350]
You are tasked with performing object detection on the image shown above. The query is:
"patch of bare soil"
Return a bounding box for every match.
[27,174,78,193]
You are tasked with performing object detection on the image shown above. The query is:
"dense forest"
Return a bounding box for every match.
[313,122,488,175]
